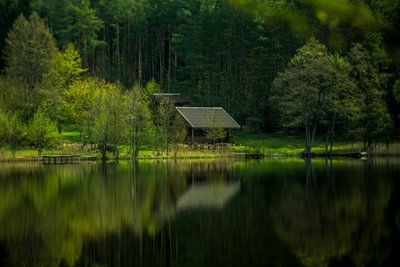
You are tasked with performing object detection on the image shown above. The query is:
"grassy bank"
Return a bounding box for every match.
[234,133,364,155]
[2,131,398,161]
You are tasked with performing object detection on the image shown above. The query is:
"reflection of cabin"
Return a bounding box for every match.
[186,161,234,183]
[176,107,240,144]
[177,182,240,210]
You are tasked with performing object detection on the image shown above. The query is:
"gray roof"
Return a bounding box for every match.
[176,107,240,129]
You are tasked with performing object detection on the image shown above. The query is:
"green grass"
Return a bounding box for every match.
[58,131,81,143]
[0,130,383,161]
[234,133,363,155]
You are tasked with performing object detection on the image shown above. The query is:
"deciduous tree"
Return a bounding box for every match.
[205,110,226,145]
[27,109,57,155]
[0,110,25,155]
[125,84,152,158]
[348,40,393,150]
[91,80,126,159]
[271,37,356,155]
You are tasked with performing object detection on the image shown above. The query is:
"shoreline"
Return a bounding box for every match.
[2,150,399,163]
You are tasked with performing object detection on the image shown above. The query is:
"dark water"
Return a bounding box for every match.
[0,158,399,267]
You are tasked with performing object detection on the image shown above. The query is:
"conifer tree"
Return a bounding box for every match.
[4,12,61,120]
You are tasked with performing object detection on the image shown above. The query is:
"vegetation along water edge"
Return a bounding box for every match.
[1,1,400,161]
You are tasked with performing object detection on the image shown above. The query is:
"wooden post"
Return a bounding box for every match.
[191,128,194,144]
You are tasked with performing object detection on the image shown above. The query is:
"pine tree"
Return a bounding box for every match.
[4,12,58,88]
[4,12,61,120]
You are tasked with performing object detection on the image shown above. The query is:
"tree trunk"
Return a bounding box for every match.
[138,34,142,85]
[329,112,336,154]
[159,32,164,89]
[116,23,121,82]
[167,30,171,92]
[325,111,336,155]
[304,119,310,155]
[133,126,139,159]
[101,149,107,161]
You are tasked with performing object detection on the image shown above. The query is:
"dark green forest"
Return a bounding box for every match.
[1,0,400,155]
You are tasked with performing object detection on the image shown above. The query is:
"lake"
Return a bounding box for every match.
[0,158,399,267]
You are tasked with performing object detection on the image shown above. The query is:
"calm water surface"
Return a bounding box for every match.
[0,158,399,267]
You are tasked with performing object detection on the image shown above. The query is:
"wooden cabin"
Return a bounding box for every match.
[176,107,240,144]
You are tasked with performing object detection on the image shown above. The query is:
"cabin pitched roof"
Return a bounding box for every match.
[176,107,240,129]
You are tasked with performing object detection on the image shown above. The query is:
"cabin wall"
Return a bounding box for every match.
[186,128,231,144]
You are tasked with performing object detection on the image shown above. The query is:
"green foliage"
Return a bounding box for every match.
[227,0,392,51]
[170,114,187,146]
[61,43,87,84]
[0,0,399,151]
[0,110,25,153]
[64,78,96,139]
[205,110,226,144]
[271,37,357,154]
[0,75,29,118]
[32,0,104,66]
[393,79,400,103]
[348,40,393,149]
[125,83,152,158]
[173,0,278,122]
[3,12,66,122]
[4,12,58,88]
[91,80,126,159]
[37,44,86,132]
[156,100,177,154]
[68,0,105,65]
[0,0,31,68]
[27,108,57,155]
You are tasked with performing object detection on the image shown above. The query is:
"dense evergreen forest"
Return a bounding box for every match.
[1,0,400,155]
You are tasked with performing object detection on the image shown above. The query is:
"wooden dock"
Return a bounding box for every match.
[42,155,80,164]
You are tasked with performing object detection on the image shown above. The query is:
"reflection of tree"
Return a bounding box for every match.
[0,162,184,266]
[0,160,234,267]
[185,160,234,182]
[270,159,392,267]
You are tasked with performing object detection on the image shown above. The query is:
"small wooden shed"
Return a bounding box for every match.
[176,107,240,143]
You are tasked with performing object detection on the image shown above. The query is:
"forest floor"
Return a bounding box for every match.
[1,131,398,161]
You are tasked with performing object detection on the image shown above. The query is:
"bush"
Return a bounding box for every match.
[0,110,26,154]
[27,109,57,155]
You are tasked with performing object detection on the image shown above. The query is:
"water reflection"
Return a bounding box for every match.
[0,160,236,266]
[177,182,240,210]
[270,158,393,267]
[0,159,399,267]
